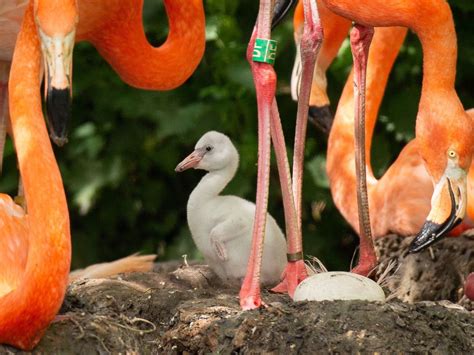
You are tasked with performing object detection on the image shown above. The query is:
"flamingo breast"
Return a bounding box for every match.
[0,194,29,297]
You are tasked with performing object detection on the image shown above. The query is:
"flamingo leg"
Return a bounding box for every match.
[268,100,305,297]
[239,0,276,310]
[349,25,377,276]
[271,0,323,297]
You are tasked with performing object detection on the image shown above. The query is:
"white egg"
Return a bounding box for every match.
[293,271,386,302]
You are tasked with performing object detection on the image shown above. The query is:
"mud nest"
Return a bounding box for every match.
[1,234,473,354]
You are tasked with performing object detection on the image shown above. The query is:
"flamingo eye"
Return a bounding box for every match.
[205,145,213,152]
[447,150,457,159]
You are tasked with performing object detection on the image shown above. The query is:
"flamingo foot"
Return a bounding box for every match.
[351,258,376,277]
[271,260,308,297]
[239,283,265,310]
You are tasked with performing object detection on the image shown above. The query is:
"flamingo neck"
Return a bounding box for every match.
[322,0,457,92]
[415,5,456,94]
[81,0,205,90]
[0,4,70,349]
[188,159,238,208]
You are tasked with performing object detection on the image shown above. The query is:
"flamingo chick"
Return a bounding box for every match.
[175,131,286,285]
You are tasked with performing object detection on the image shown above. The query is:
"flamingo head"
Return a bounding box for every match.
[175,131,238,173]
[34,0,78,146]
[409,107,474,252]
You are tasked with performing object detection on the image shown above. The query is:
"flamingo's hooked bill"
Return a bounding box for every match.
[38,28,75,147]
[409,175,465,253]
[309,105,333,136]
[272,0,297,29]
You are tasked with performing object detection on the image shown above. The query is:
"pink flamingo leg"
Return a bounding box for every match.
[272,0,323,296]
[349,25,377,276]
[268,100,304,297]
[239,1,277,310]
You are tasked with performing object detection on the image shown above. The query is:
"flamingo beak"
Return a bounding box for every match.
[271,0,297,29]
[38,28,76,146]
[309,105,333,135]
[175,148,206,172]
[409,167,467,253]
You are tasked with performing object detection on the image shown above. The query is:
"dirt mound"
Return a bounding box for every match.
[1,234,472,353]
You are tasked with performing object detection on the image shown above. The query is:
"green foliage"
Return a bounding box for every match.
[1,0,472,271]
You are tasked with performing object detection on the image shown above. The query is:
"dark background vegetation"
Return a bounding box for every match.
[1,0,472,270]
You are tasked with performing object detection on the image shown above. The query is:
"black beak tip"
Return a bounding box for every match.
[50,134,69,147]
[308,105,334,136]
[408,217,462,253]
[408,221,441,253]
[46,87,71,146]
[271,0,297,29]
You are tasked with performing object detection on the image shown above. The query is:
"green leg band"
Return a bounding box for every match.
[252,38,278,65]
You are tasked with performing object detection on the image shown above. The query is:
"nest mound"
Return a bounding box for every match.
[1,234,472,353]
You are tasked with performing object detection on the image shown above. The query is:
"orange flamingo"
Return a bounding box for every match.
[319,0,473,259]
[326,41,474,240]
[0,3,70,349]
[294,3,474,238]
[300,6,474,294]
[326,27,439,241]
[0,0,205,145]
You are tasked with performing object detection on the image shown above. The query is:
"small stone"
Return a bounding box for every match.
[395,317,406,327]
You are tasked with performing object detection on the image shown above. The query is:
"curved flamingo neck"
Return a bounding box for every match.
[80,0,205,90]
[0,4,70,349]
[415,5,456,93]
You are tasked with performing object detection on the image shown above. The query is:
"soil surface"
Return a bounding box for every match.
[1,234,473,354]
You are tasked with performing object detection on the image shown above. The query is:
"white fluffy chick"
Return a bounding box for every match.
[175,131,286,286]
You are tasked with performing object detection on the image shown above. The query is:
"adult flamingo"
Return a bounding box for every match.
[326,27,438,240]
[0,3,70,349]
[295,4,474,238]
[239,0,323,309]
[307,32,474,239]
[317,0,473,262]
[0,0,205,145]
[240,0,377,307]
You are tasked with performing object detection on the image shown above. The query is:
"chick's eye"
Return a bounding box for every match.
[205,146,213,152]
